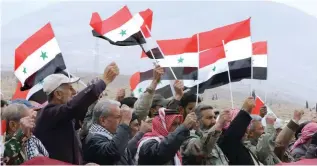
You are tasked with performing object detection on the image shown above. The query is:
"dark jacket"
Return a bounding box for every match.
[33,80,106,164]
[138,125,190,165]
[218,110,261,165]
[83,124,134,165]
[127,132,145,158]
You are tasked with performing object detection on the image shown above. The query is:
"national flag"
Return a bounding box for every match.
[12,70,74,104]
[252,41,267,80]
[131,36,199,98]
[90,6,153,46]
[251,95,275,116]
[251,96,265,115]
[12,81,47,104]
[15,23,66,91]
[198,18,252,80]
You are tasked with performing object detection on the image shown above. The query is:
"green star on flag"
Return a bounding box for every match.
[212,66,216,72]
[40,51,48,60]
[23,67,27,74]
[177,57,184,63]
[119,29,127,36]
[138,88,143,93]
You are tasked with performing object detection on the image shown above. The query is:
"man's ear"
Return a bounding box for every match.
[54,90,62,100]
[9,121,18,133]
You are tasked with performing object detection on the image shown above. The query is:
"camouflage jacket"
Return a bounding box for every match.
[181,127,229,165]
[3,129,27,165]
[244,124,281,165]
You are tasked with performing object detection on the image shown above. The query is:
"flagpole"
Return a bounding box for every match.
[144,25,178,80]
[195,33,200,105]
[94,38,100,77]
[222,40,234,109]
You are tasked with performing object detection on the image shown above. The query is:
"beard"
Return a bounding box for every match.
[200,123,213,131]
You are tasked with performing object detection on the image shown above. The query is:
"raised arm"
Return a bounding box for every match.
[45,62,119,123]
[274,110,302,160]
[256,115,278,162]
[133,65,163,121]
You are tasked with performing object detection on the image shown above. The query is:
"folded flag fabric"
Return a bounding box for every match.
[15,23,66,91]
[252,41,267,80]
[251,95,276,117]
[12,81,46,104]
[12,70,74,104]
[131,36,199,98]
[90,6,153,46]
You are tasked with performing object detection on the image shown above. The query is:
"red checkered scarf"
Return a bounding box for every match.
[291,122,317,151]
[138,108,183,165]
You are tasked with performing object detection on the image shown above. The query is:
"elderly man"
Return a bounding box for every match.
[33,62,119,164]
[83,99,134,165]
[2,103,47,165]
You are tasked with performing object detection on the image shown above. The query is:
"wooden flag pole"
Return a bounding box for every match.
[222,40,234,109]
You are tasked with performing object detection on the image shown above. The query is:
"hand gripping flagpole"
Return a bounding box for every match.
[141,25,178,97]
[222,40,234,109]
[143,25,178,80]
[195,33,200,105]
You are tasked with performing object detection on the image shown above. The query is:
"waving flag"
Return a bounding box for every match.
[90,6,153,46]
[199,18,252,80]
[12,70,74,104]
[12,81,47,104]
[252,41,267,80]
[15,23,66,91]
[131,36,199,98]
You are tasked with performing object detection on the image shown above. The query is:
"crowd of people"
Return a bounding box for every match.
[1,62,317,165]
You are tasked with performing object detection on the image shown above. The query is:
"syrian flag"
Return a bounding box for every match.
[12,70,74,104]
[131,36,199,98]
[198,18,252,80]
[252,41,267,80]
[12,81,47,104]
[90,6,153,46]
[15,23,66,91]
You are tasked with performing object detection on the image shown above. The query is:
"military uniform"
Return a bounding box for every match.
[181,128,229,165]
[244,124,281,165]
[3,129,27,165]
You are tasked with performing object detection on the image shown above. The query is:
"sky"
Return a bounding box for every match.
[1,0,317,104]
[1,0,317,25]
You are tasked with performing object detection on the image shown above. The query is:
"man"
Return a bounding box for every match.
[83,100,133,165]
[274,110,304,162]
[136,108,197,165]
[259,106,268,118]
[148,94,170,118]
[245,115,282,165]
[218,97,264,165]
[2,103,47,165]
[181,105,230,165]
[33,62,119,164]
[179,93,201,119]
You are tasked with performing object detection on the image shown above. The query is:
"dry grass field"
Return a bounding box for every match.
[1,71,316,123]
